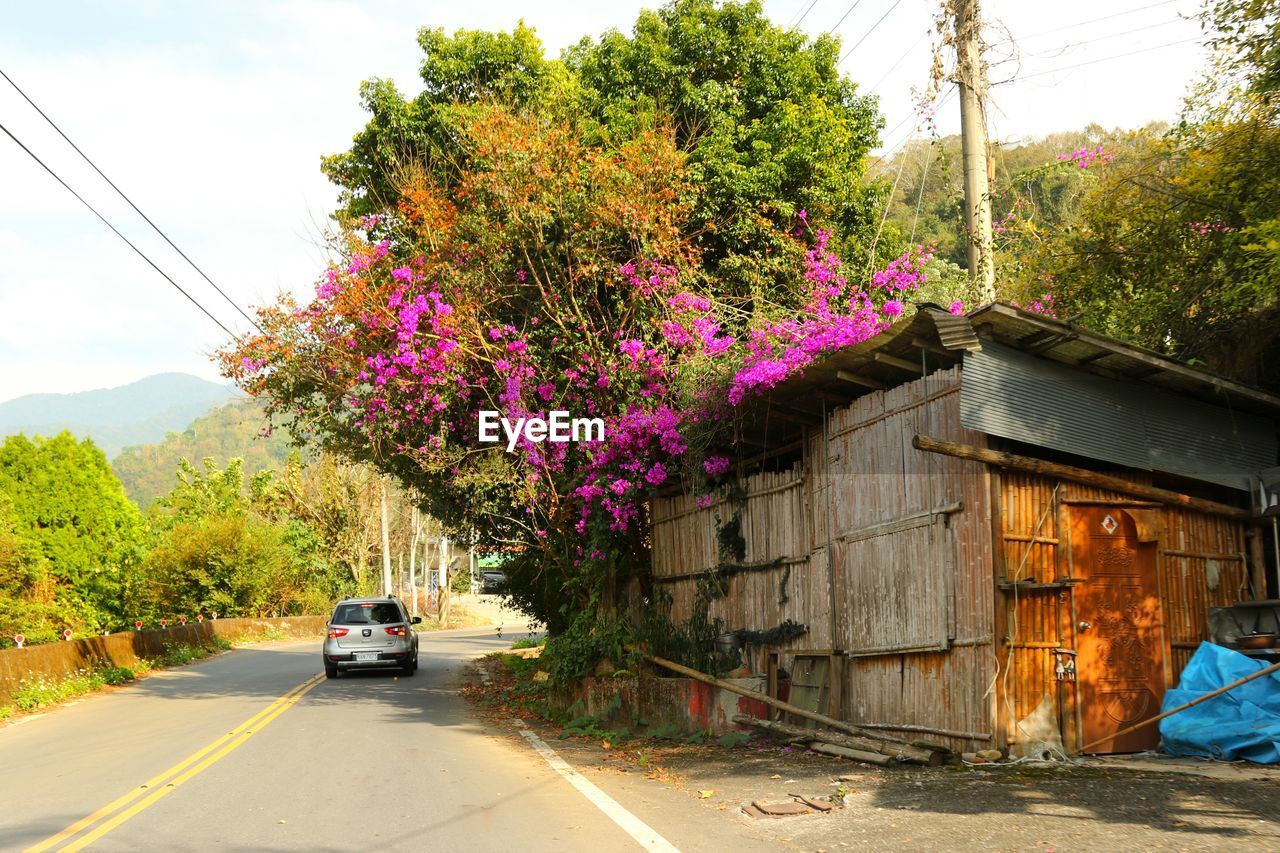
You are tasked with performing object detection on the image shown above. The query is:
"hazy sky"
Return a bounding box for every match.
[0,0,1208,402]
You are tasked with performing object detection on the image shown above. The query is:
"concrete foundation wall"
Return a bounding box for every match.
[572,675,770,735]
[0,617,326,706]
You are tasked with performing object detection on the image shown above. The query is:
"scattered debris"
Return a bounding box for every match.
[742,795,835,819]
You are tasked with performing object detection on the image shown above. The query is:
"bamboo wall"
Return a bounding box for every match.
[996,470,1249,752]
[650,366,998,751]
[649,467,830,649]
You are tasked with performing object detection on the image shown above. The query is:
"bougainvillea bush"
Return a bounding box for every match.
[222,103,937,629]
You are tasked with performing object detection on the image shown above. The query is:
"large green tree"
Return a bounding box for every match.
[321,0,887,305]
[0,433,144,634]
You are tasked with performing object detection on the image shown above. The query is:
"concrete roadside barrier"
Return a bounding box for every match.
[0,616,326,706]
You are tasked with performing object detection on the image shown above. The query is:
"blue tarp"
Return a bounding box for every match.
[1159,641,1280,764]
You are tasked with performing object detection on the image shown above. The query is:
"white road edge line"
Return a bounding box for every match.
[512,719,681,853]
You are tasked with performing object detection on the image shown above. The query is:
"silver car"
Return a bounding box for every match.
[323,597,420,678]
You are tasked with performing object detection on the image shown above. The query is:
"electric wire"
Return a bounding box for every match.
[866,28,930,95]
[0,119,237,338]
[1015,0,1183,42]
[840,0,905,63]
[791,0,821,29]
[0,66,264,334]
[825,0,867,34]
[1016,36,1203,81]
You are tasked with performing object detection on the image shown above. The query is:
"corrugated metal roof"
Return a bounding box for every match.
[960,341,1276,490]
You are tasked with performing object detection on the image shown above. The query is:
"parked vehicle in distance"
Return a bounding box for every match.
[323,596,420,678]
[478,569,507,593]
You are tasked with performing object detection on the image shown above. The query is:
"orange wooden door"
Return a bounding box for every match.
[1070,507,1166,753]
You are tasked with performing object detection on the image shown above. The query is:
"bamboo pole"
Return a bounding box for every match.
[1077,657,1280,755]
[912,435,1251,521]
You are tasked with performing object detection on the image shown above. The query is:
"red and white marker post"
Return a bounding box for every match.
[180,616,188,626]
[13,634,23,649]
[63,628,73,641]
[196,614,204,623]
[160,619,167,629]
[135,620,143,630]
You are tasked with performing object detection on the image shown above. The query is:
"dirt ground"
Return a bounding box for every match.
[465,655,1280,851]
[544,730,1280,852]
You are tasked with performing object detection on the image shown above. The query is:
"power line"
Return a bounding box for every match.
[840,0,905,63]
[866,28,930,95]
[0,66,264,334]
[791,0,821,28]
[825,0,867,34]
[1015,0,1183,41]
[1018,17,1185,59]
[1016,36,1203,82]
[0,119,237,338]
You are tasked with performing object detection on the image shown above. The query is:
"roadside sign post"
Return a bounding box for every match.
[63,629,72,641]
[134,620,143,630]
[13,633,23,649]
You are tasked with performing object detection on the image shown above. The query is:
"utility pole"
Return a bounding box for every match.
[409,506,421,617]
[954,0,996,302]
[380,479,392,597]
[438,532,450,625]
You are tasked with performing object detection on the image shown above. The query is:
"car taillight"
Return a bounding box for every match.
[385,625,407,637]
[328,627,349,638]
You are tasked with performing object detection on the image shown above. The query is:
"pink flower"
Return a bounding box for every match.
[703,456,731,477]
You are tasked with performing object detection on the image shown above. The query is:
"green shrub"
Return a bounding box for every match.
[100,666,136,685]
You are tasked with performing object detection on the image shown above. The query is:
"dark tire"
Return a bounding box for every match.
[324,663,338,679]
[400,664,416,677]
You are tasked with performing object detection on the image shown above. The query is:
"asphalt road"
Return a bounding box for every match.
[0,627,780,852]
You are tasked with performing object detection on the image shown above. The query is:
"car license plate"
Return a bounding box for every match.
[355,652,379,662]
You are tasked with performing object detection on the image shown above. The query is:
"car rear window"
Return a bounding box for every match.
[332,602,403,625]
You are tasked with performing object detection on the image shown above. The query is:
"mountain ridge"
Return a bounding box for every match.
[0,373,240,457]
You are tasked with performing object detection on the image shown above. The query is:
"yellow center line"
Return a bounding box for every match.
[24,673,323,853]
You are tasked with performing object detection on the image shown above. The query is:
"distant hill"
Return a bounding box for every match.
[0,373,239,458]
[112,398,299,506]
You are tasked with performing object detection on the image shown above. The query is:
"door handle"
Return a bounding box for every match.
[1078,621,1092,631]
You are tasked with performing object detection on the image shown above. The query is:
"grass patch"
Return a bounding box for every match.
[0,705,12,721]
[14,669,112,712]
[510,636,544,650]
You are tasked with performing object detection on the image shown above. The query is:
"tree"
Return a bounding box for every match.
[322,1,889,306]
[0,433,144,632]
[142,459,350,618]
[112,398,298,507]
[564,0,885,297]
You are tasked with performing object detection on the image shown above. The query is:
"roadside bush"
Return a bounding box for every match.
[542,610,636,685]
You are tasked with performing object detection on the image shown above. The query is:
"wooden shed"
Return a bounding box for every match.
[647,303,1280,755]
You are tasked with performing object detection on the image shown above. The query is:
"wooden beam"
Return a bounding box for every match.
[765,407,820,427]
[1075,350,1112,366]
[1248,527,1269,600]
[873,352,923,373]
[912,434,1252,521]
[910,336,955,359]
[1026,333,1076,354]
[835,369,886,390]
